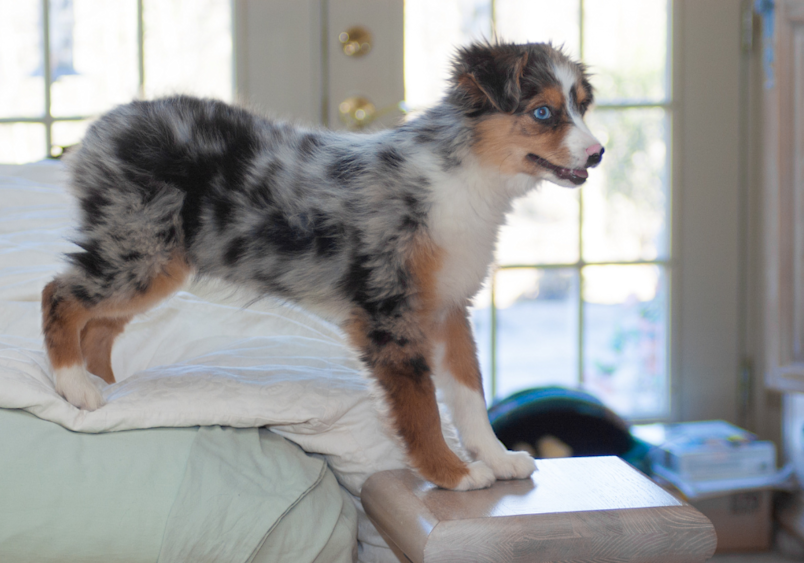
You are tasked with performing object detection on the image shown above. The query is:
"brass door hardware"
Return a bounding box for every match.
[339,26,372,57]
[338,96,376,129]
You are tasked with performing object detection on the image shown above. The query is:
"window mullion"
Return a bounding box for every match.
[577,199,585,389]
[137,0,145,99]
[489,2,498,400]
[42,0,52,157]
[490,271,498,398]
[595,102,673,110]
[578,0,585,62]
[498,260,671,270]
[577,0,586,389]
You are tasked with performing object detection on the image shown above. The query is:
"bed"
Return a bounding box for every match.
[0,161,462,562]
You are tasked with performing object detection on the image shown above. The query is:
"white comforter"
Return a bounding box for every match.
[0,161,445,562]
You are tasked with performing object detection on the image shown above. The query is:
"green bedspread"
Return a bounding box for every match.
[0,409,357,563]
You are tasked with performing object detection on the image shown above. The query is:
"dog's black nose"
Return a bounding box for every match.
[586,146,605,167]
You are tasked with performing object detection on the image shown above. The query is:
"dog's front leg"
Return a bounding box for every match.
[433,306,536,480]
[345,313,495,490]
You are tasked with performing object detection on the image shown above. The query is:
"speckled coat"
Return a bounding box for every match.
[42,42,603,490]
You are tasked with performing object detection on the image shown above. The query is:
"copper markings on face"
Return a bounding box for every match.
[524,85,565,113]
[574,83,590,110]
[473,97,572,177]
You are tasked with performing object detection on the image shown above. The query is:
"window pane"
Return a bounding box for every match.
[0,0,45,117]
[404,0,491,111]
[50,0,139,117]
[583,0,668,103]
[143,0,233,101]
[495,0,580,59]
[583,264,668,418]
[497,186,579,266]
[0,123,47,164]
[486,268,579,401]
[471,280,494,402]
[52,119,91,156]
[582,108,669,262]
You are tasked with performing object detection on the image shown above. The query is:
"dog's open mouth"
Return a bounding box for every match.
[526,154,588,186]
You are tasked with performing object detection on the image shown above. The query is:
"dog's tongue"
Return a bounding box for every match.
[557,167,588,180]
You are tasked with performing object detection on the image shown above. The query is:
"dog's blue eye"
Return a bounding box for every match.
[534,106,551,120]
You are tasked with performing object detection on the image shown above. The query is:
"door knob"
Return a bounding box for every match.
[338,96,376,129]
[339,26,372,57]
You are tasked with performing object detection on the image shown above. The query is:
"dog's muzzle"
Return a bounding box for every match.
[526,154,590,186]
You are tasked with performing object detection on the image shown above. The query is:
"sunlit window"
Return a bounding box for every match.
[405,0,671,419]
[0,0,232,163]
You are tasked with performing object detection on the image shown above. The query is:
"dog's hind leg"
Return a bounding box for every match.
[42,254,190,410]
[433,306,536,481]
[42,279,101,410]
[80,316,131,384]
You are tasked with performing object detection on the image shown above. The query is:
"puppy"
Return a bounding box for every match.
[42,41,603,490]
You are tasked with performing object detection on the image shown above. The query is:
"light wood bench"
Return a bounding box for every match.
[362,456,717,563]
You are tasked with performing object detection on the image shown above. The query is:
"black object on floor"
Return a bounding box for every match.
[488,386,651,472]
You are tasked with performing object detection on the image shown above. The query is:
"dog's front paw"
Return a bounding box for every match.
[55,365,105,411]
[484,450,537,480]
[452,461,496,491]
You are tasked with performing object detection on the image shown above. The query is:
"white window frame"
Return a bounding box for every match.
[479,1,673,422]
[0,0,145,157]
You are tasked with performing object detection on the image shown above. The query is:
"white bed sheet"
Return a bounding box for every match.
[0,161,459,563]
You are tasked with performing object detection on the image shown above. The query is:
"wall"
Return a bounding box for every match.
[673,0,748,425]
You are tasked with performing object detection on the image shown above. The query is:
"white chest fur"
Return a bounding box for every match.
[427,163,535,306]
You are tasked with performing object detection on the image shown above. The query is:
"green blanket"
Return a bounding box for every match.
[0,409,356,562]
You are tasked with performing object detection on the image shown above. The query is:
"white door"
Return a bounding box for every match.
[234,0,404,130]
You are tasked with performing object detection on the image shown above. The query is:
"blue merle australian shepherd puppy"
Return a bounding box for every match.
[42,42,603,490]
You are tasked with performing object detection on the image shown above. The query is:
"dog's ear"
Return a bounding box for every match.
[452,46,528,114]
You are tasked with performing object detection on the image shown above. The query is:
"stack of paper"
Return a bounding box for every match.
[632,420,795,499]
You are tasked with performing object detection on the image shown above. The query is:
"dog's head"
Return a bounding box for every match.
[449,42,603,187]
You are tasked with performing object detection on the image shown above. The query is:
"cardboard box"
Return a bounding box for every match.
[691,490,772,552]
[634,420,793,552]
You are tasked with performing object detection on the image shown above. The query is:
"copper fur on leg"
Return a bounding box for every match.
[80,317,130,383]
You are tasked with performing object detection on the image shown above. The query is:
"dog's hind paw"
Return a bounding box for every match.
[453,461,496,491]
[55,365,105,411]
[484,450,537,480]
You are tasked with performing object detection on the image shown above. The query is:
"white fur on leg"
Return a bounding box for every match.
[453,460,496,491]
[433,356,536,481]
[487,449,538,480]
[54,364,105,411]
